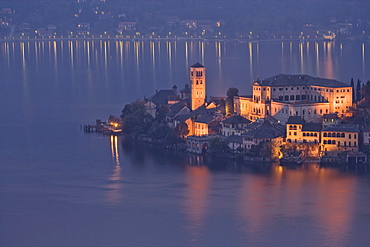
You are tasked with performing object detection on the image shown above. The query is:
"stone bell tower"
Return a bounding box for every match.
[190,62,206,110]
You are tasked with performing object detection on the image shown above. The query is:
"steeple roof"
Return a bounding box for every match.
[191,62,204,68]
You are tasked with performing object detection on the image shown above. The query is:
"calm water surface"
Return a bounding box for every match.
[1,39,370,246]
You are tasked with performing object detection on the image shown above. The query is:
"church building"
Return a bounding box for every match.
[234,74,353,124]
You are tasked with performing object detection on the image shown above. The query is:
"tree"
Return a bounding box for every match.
[226,87,239,116]
[120,104,131,119]
[359,80,370,107]
[209,137,229,154]
[356,79,362,102]
[148,122,171,140]
[350,78,355,103]
[174,122,189,138]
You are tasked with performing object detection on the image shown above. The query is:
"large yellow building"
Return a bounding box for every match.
[235,74,353,124]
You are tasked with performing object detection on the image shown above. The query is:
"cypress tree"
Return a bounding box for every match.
[350,78,355,102]
[356,79,362,102]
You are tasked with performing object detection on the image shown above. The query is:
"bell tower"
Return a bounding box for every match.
[190,62,206,110]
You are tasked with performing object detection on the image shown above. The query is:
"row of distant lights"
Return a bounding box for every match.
[5,31,366,40]
[3,32,229,39]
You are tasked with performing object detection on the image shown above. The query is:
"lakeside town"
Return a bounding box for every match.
[0,0,370,42]
[88,62,370,165]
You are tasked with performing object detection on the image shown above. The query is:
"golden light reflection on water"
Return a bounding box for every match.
[237,164,357,244]
[249,42,253,82]
[106,135,123,204]
[325,42,334,79]
[362,43,365,77]
[184,164,210,242]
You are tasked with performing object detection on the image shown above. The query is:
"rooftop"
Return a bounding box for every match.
[191,62,204,68]
[244,121,284,139]
[302,123,322,132]
[322,124,360,132]
[222,115,251,124]
[254,74,349,88]
[286,116,305,125]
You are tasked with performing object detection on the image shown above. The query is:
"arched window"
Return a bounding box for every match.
[337,133,341,137]
[328,133,332,137]
[284,95,289,101]
[324,140,327,144]
[332,140,336,145]
[341,133,345,138]
[323,133,327,137]
[296,95,300,100]
[279,96,283,101]
[290,95,294,100]
[314,133,317,137]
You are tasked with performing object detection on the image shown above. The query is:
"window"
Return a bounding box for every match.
[341,133,345,138]
[354,134,357,139]
[285,95,289,101]
[296,95,300,100]
[290,95,294,100]
[324,133,327,137]
[302,95,306,100]
[279,96,283,101]
[349,134,351,139]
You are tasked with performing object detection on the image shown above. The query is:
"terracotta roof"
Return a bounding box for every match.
[255,74,349,88]
[322,124,360,132]
[243,121,284,139]
[222,115,251,124]
[227,135,243,144]
[362,125,370,132]
[286,116,305,124]
[149,90,175,106]
[323,113,339,119]
[180,84,190,93]
[302,123,322,132]
[166,99,190,117]
[191,62,204,68]
[194,114,215,124]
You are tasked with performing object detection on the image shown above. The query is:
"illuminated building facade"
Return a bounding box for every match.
[190,63,206,111]
[235,74,353,124]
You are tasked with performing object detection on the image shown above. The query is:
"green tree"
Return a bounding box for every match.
[174,122,189,138]
[148,122,171,140]
[356,79,362,102]
[209,137,229,154]
[350,78,355,103]
[226,87,239,116]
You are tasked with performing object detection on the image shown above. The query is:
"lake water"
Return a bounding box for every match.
[1,39,370,247]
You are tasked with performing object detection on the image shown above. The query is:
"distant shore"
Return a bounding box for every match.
[0,35,369,43]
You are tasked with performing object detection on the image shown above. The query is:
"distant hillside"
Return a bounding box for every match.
[0,0,369,36]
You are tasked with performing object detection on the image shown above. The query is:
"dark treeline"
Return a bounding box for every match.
[1,0,370,35]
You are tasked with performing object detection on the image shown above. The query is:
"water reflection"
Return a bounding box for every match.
[106,135,123,204]
[0,39,368,104]
[233,164,361,245]
[184,165,210,242]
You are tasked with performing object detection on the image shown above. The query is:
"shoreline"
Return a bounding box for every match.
[0,36,369,43]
